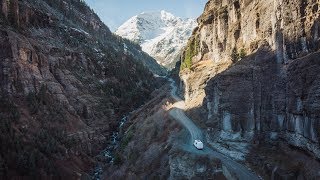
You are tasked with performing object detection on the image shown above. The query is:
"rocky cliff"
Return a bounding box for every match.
[0,0,164,178]
[180,0,320,178]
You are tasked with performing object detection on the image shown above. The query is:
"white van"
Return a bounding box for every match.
[193,140,204,150]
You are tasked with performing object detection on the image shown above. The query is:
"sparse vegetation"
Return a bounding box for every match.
[231,48,247,62]
[0,0,162,178]
[239,48,247,58]
[0,92,65,177]
[120,130,134,150]
[0,96,20,122]
[114,153,123,166]
[181,36,199,70]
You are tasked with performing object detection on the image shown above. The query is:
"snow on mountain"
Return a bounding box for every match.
[115,10,197,69]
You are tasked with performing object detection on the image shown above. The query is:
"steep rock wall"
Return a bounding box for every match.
[0,0,164,178]
[182,0,320,67]
[180,0,320,177]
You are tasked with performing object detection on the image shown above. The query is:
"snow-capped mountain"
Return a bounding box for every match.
[115,10,197,69]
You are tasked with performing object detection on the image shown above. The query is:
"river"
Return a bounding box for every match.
[92,115,128,180]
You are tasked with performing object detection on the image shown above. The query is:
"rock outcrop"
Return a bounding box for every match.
[0,0,164,178]
[180,0,320,178]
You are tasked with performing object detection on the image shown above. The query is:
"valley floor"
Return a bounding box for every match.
[102,79,260,179]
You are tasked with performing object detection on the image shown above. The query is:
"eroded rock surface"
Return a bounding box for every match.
[180,0,320,178]
[0,0,164,178]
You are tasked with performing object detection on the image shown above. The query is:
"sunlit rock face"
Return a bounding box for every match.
[182,0,320,66]
[180,0,320,177]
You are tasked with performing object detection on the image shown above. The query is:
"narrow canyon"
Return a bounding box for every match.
[0,0,320,179]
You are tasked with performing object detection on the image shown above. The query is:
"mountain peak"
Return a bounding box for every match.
[160,10,176,19]
[115,11,197,69]
[138,10,175,17]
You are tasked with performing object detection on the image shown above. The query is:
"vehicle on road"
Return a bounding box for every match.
[193,140,204,150]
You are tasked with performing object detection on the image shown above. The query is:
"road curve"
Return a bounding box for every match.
[167,78,259,180]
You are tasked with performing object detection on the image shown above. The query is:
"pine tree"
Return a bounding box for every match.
[8,0,19,27]
[1,0,8,19]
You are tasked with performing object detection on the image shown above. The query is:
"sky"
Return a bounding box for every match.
[84,0,208,32]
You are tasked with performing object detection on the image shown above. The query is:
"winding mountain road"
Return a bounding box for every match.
[167,78,260,180]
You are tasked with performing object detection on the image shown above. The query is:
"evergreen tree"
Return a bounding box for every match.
[8,0,19,27]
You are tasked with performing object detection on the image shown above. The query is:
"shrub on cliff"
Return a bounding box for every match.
[181,37,199,70]
[231,48,247,62]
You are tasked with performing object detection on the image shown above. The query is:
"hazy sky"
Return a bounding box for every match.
[84,0,208,31]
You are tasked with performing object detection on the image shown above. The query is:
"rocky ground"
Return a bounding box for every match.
[103,82,227,179]
[247,138,320,179]
[103,84,177,179]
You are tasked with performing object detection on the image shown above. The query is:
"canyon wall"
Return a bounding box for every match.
[182,0,320,66]
[180,0,320,178]
[0,0,164,178]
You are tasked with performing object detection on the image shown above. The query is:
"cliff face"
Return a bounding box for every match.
[182,0,320,66]
[0,0,164,178]
[180,0,320,178]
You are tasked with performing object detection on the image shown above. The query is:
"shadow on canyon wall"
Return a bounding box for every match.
[184,41,320,179]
